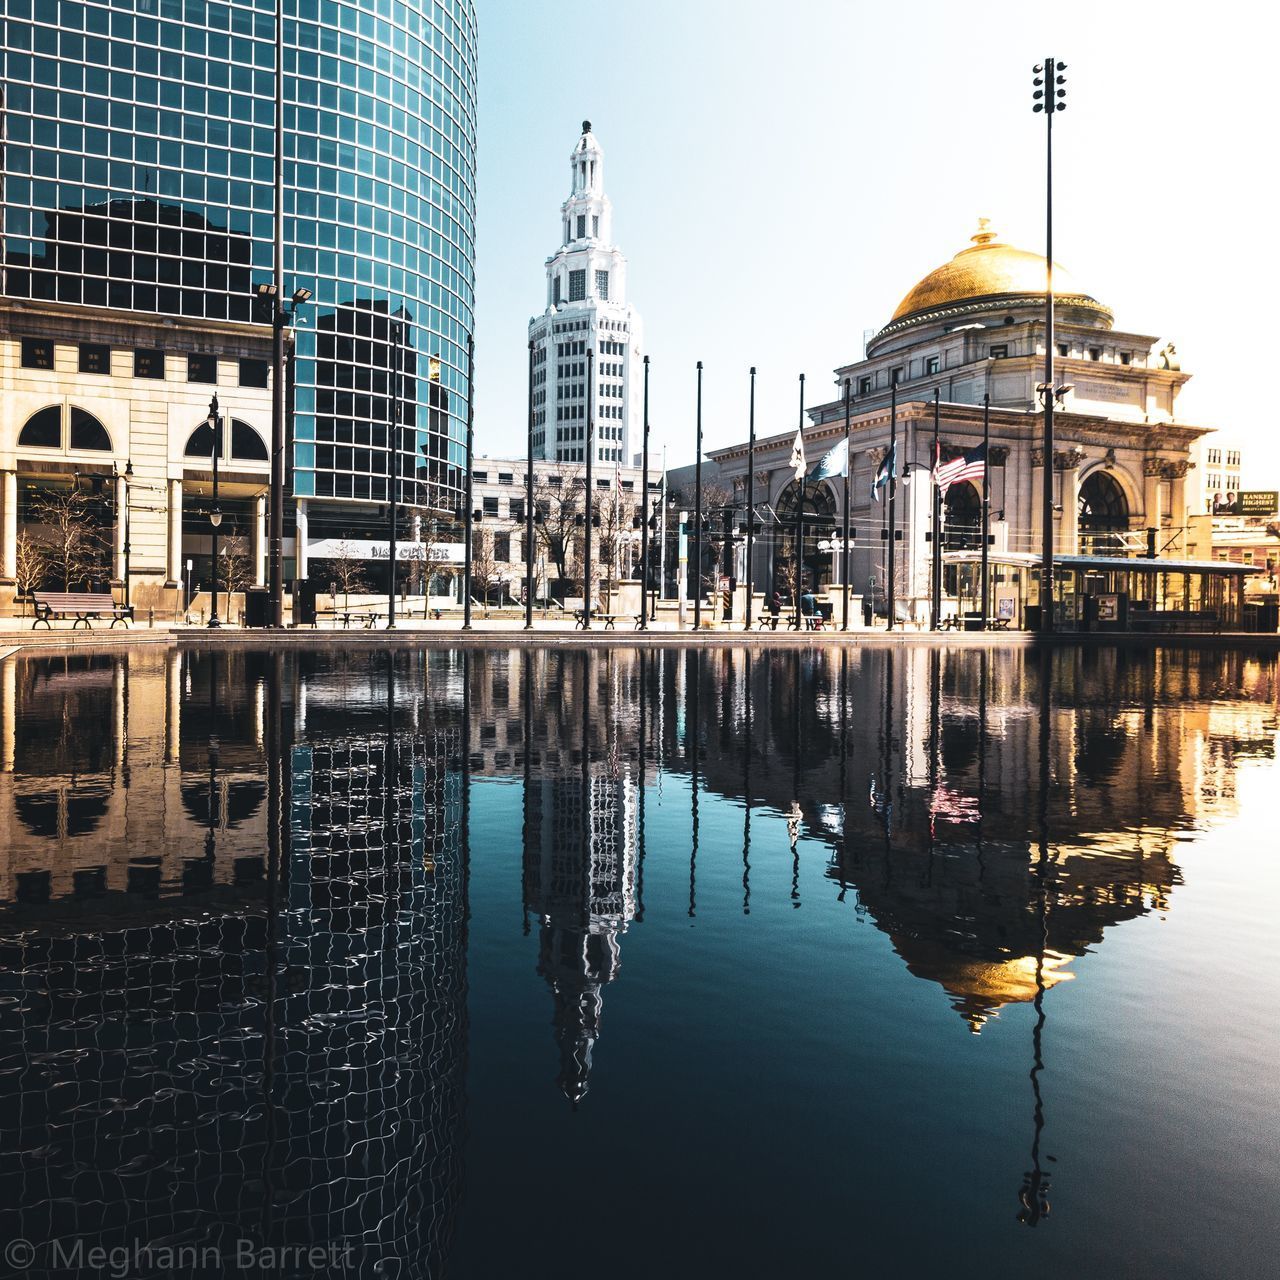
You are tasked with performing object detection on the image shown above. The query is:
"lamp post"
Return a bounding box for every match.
[692,361,704,630]
[386,312,401,630]
[582,346,595,628]
[463,333,475,630]
[841,378,852,631]
[207,394,223,628]
[931,389,942,630]
[1034,55,1067,633]
[525,340,535,630]
[745,366,756,632]
[116,459,134,609]
[639,355,651,631]
[793,372,806,631]
[886,375,898,632]
[981,390,992,629]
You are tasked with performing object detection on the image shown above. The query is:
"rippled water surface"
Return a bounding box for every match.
[1,644,1277,1279]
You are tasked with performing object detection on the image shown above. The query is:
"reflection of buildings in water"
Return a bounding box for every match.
[0,649,467,1275]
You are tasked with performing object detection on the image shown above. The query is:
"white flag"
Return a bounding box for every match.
[789,429,806,483]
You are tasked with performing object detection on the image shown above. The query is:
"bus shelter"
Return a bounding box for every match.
[942,551,1255,632]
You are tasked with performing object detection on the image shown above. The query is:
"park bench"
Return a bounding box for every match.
[32,591,132,630]
[1131,609,1220,634]
[314,607,383,629]
[574,610,626,630]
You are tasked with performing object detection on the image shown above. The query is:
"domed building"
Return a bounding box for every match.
[708,221,1250,628]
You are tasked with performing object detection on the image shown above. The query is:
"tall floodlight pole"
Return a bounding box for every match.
[886,376,898,632]
[981,390,992,629]
[931,389,943,629]
[462,334,475,630]
[525,340,535,630]
[745,366,757,631]
[268,0,286,627]
[1034,55,1067,633]
[841,378,852,631]
[693,361,704,630]
[207,395,223,628]
[794,372,806,630]
[386,315,400,629]
[583,347,595,628]
[639,355,651,630]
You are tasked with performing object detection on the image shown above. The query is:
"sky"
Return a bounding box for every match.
[472,0,1279,479]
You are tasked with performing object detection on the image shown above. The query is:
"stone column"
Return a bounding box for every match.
[1057,453,1082,555]
[253,493,267,586]
[295,498,309,579]
[1030,448,1045,551]
[1,470,16,581]
[1142,458,1163,531]
[114,473,129,581]
[1168,461,1189,554]
[167,479,183,585]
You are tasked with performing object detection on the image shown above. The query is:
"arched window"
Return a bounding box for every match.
[942,482,982,550]
[1078,470,1129,552]
[18,406,62,448]
[69,407,112,451]
[230,419,268,461]
[184,423,216,458]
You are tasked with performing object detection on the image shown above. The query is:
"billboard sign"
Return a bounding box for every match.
[1239,491,1278,517]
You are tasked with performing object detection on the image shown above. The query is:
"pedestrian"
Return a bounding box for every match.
[768,590,782,631]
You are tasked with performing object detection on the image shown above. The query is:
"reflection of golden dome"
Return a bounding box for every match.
[889,219,1099,323]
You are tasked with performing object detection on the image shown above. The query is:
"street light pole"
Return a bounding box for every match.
[1034,55,1067,633]
[118,459,133,609]
[268,0,285,627]
[525,339,535,630]
[745,365,756,632]
[583,346,594,628]
[639,354,651,631]
[386,314,400,629]
[794,372,805,630]
[981,390,992,629]
[207,394,223,629]
[463,334,475,630]
[931,388,942,630]
[841,378,851,631]
[693,360,703,630]
[887,375,898,632]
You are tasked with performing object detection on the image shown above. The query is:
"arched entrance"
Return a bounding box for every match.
[1078,470,1129,553]
[774,480,837,595]
[941,481,982,595]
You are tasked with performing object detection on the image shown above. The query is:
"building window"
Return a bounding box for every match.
[925,355,940,375]
[891,367,904,385]
[483,496,500,517]
[1058,342,1069,357]
[595,270,609,300]
[553,277,562,304]
[1089,348,1101,361]
[494,534,511,562]
[188,353,218,383]
[592,215,599,237]
[989,344,1009,359]
[473,470,488,483]
[1119,351,1131,365]
[576,215,586,238]
[569,270,586,302]
[79,344,111,375]
[510,498,525,522]
[858,376,872,396]
[17,406,62,448]
[69,408,112,452]
[21,338,55,370]
[134,348,165,379]
[239,358,269,388]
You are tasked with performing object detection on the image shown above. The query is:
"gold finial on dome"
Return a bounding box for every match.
[971,217,998,247]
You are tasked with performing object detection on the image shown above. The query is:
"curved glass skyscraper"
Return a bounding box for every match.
[1,0,476,569]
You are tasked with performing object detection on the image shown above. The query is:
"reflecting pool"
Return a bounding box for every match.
[0,645,1277,1279]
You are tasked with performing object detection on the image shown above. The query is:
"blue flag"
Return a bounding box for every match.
[809,439,848,481]
[871,443,896,503]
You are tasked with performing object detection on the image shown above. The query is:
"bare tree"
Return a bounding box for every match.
[29,487,110,591]
[469,530,505,613]
[671,480,734,598]
[532,466,582,588]
[13,532,48,614]
[311,540,369,610]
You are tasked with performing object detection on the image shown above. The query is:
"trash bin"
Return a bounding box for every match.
[243,587,269,628]
[293,580,317,627]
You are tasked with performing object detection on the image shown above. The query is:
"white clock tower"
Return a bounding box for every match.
[528,121,645,465]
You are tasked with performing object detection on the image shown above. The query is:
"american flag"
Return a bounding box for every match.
[934,442,987,497]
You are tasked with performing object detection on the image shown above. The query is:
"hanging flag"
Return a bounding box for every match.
[870,443,896,502]
[808,439,848,481]
[789,429,806,483]
[935,442,987,497]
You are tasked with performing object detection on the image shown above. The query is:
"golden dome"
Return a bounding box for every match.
[889,219,1094,323]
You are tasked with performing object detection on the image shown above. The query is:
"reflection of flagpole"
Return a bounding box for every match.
[637,649,647,923]
[688,650,699,918]
[742,649,751,916]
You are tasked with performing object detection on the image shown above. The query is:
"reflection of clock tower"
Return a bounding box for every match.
[523,768,637,1104]
[528,121,645,467]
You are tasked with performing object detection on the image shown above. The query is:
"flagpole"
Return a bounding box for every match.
[841,378,851,631]
[745,366,756,632]
[639,354,650,630]
[931,388,942,630]
[981,390,991,630]
[887,377,897,632]
[794,373,806,631]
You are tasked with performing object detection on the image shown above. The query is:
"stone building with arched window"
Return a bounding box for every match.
[708,221,1212,624]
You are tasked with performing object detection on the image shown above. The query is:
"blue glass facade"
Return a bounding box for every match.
[0,0,476,512]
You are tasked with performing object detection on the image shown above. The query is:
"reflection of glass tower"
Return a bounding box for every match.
[523,767,637,1104]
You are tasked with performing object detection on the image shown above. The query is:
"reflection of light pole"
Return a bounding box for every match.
[207,394,223,629]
